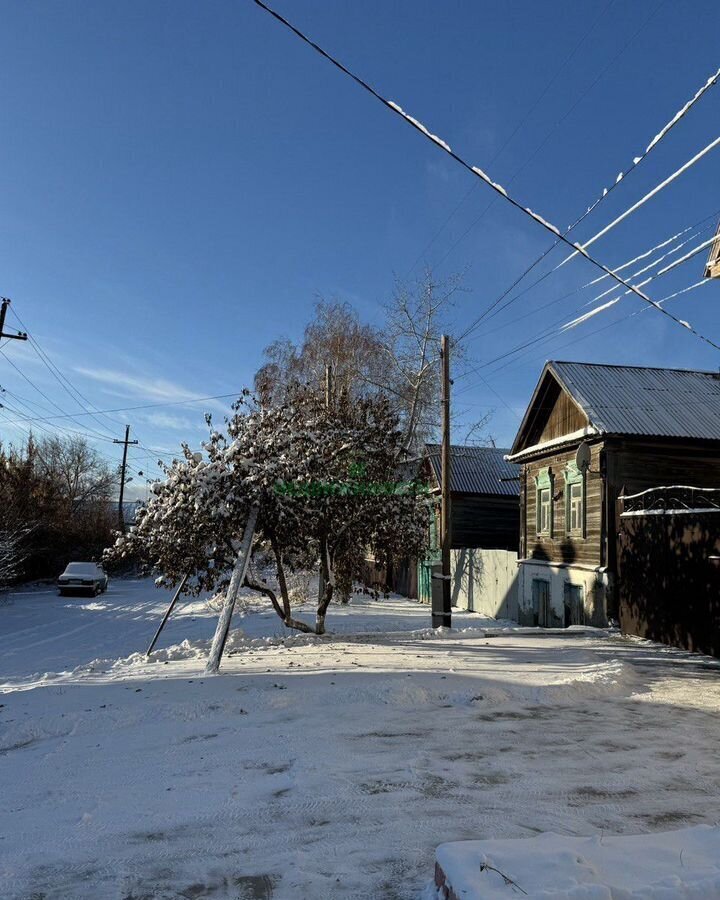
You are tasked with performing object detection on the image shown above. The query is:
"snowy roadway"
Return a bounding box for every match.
[2,579,720,899]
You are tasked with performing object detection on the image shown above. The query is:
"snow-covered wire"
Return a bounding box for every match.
[558,133,720,268]
[502,279,712,377]
[568,229,717,314]
[564,234,720,330]
[253,0,720,352]
[449,214,719,357]
[456,277,712,400]
[429,0,664,281]
[457,234,716,383]
[453,66,720,341]
[402,0,614,279]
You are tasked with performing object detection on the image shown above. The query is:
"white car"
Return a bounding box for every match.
[58,562,109,597]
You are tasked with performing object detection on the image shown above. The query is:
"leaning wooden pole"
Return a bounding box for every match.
[205,504,259,674]
[146,572,190,656]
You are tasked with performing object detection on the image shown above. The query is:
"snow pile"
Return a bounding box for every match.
[435,826,720,899]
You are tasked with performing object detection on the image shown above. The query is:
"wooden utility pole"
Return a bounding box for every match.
[113,424,138,532]
[318,363,333,604]
[0,298,28,343]
[434,334,452,628]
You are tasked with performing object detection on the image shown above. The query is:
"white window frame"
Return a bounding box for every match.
[535,468,554,536]
[564,462,586,538]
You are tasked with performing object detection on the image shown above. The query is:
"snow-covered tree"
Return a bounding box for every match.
[107,388,429,635]
[0,526,28,593]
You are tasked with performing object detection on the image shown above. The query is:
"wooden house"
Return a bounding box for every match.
[507,361,720,641]
[418,444,520,619]
[362,444,520,618]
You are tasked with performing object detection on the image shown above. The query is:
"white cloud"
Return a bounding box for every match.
[73,365,232,415]
[137,411,206,432]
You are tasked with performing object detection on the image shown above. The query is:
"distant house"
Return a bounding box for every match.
[507,361,720,651]
[362,444,520,618]
[418,444,520,619]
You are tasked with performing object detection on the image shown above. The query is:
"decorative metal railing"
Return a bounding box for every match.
[620,485,720,516]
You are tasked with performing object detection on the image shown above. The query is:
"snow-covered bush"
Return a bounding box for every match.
[0,527,28,594]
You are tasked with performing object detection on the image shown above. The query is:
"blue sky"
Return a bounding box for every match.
[1,0,719,493]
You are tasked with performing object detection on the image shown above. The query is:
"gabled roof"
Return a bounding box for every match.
[425,444,519,496]
[510,361,720,458]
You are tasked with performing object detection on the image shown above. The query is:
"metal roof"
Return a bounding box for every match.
[550,361,720,441]
[425,444,519,496]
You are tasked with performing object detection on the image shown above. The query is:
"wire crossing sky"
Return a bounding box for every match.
[252,0,720,353]
[1,0,719,458]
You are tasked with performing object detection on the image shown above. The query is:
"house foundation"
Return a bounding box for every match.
[517,560,610,628]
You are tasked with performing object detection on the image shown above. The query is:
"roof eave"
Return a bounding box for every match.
[505,425,602,462]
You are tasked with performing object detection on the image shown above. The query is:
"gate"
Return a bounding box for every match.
[617,487,720,656]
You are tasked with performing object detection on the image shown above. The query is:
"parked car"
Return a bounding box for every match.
[58,562,109,596]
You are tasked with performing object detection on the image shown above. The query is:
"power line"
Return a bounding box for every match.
[8,306,127,435]
[0,391,240,428]
[252,0,720,352]
[455,73,720,343]
[494,280,712,386]
[403,0,614,278]
[5,306,200,465]
[460,233,714,378]
[0,345,117,442]
[460,277,712,396]
[455,217,719,354]
[427,0,668,279]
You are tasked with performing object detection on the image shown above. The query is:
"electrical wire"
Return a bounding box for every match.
[0,345,117,442]
[454,216,718,353]
[403,0,614,278]
[430,0,671,279]
[252,0,720,352]
[486,279,713,388]
[0,391,240,428]
[456,235,715,385]
[8,306,128,435]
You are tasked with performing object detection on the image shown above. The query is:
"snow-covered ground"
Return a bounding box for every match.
[434,826,720,898]
[2,579,720,899]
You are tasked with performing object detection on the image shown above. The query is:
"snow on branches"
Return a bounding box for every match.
[107,387,430,634]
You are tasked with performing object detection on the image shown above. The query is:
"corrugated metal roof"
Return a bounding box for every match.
[425,444,519,496]
[551,361,720,440]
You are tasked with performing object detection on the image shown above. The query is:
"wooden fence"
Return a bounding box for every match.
[617,486,720,656]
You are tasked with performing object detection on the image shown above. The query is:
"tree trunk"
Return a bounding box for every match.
[266,530,315,633]
[245,574,315,633]
[315,535,334,635]
[205,505,259,674]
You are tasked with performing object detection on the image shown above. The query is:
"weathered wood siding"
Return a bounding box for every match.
[522,442,604,567]
[538,390,588,444]
[604,439,720,588]
[606,439,720,495]
[451,493,519,551]
[517,375,589,449]
[617,501,720,657]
